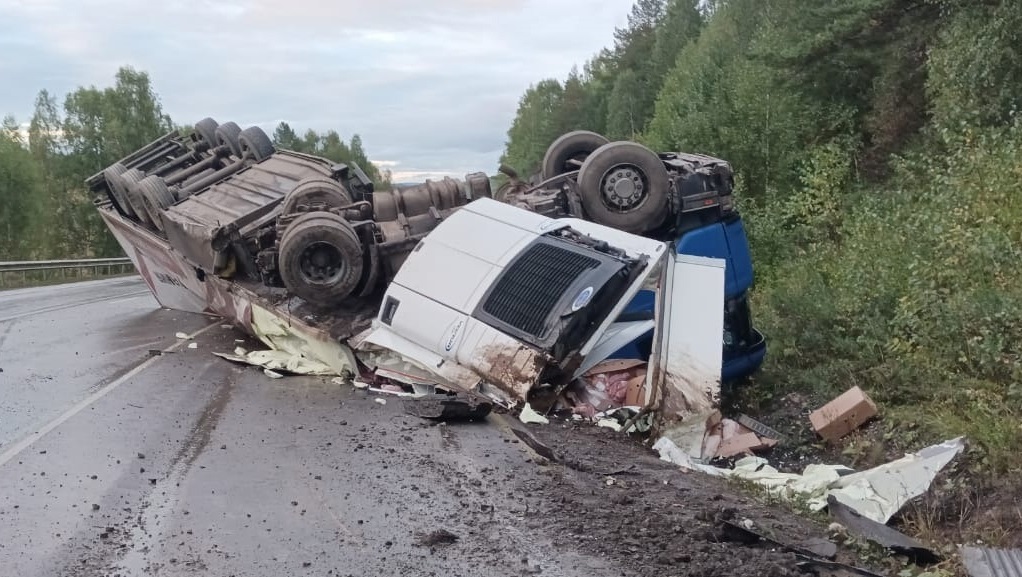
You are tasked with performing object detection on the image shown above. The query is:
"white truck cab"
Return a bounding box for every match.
[362,198,725,419]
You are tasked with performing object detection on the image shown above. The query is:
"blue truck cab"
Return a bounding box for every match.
[596,151,767,383]
[500,132,767,383]
[612,213,766,383]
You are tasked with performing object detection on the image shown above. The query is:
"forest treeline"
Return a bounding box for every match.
[0,67,386,261]
[502,0,1022,465]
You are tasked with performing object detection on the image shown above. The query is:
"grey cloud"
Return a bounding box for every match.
[1,0,632,178]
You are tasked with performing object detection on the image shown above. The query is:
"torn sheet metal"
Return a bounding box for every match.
[961,546,1022,577]
[213,347,335,375]
[250,304,357,377]
[655,436,965,524]
[821,436,965,524]
[828,496,939,563]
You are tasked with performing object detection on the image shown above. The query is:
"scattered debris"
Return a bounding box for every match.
[263,368,284,379]
[827,496,939,563]
[519,403,549,425]
[737,414,784,442]
[509,427,556,462]
[809,386,878,442]
[960,546,1022,577]
[214,347,334,376]
[415,529,459,547]
[800,537,838,560]
[187,342,198,349]
[824,436,966,523]
[174,332,191,340]
[402,393,492,422]
[717,520,883,577]
[374,398,387,406]
[655,435,965,524]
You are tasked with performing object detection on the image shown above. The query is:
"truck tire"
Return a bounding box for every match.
[215,121,243,157]
[372,192,399,221]
[577,141,669,234]
[464,172,492,199]
[239,126,274,162]
[138,175,176,232]
[103,162,136,218]
[281,178,353,215]
[278,212,364,307]
[117,168,154,226]
[194,117,219,149]
[542,131,609,181]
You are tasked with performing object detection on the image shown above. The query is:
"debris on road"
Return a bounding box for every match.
[263,368,284,379]
[187,342,198,349]
[519,403,549,425]
[213,347,334,376]
[402,393,492,422]
[809,386,878,442]
[415,529,459,547]
[374,398,387,406]
[174,332,191,340]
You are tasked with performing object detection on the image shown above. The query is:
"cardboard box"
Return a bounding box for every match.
[716,432,763,458]
[809,386,878,442]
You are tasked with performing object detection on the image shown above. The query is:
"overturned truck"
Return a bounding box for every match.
[89,119,492,315]
[88,122,750,425]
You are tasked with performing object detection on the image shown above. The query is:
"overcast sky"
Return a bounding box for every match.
[0,0,632,181]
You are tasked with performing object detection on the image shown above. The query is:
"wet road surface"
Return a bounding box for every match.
[0,278,854,577]
[0,278,615,576]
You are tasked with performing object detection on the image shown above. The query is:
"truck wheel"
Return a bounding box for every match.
[239,126,274,162]
[278,212,364,307]
[103,162,136,218]
[117,168,154,226]
[372,192,399,221]
[281,178,353,215]
[194,117,219,149]
[577,141,669,234]
[464,172,492,199]
[138,175,176,232]
[215,121,243,157]
[542,131,609,180]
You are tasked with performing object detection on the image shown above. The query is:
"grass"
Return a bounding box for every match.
[724,121,1022,561]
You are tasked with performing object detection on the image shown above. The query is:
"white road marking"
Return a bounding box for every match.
[0,322,220,469]
[0,290,152,323]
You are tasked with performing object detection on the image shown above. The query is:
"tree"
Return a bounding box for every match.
[0,116,45,259]
[650,0,703,81]
[606,69,642,139]
[273,122,301,151]
[500,79,564,175]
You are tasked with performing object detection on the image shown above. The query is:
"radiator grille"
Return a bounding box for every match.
[482,243,599,337]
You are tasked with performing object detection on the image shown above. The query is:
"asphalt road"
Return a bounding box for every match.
[0,277,616,577]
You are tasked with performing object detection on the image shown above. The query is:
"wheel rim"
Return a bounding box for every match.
[299,241,346,285]
[600,163,648,212]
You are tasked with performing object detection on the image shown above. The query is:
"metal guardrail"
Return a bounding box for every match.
[0,258,137,289]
